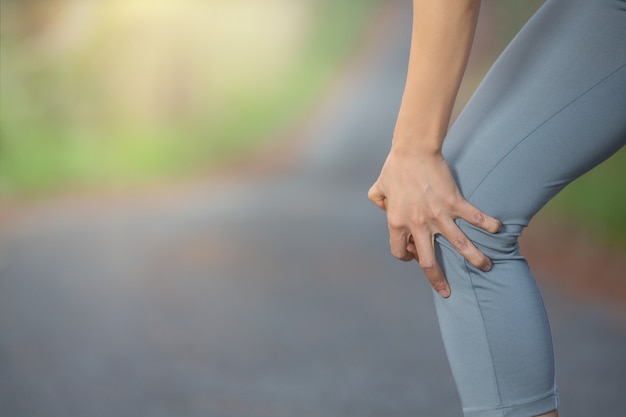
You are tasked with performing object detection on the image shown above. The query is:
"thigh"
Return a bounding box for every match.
[444,0,626,227]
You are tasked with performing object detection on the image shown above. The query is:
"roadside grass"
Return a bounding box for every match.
[543,147,626,247]
[0,0,378,195]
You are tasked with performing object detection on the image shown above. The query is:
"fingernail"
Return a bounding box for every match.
[482,263,492,272]
[438,289,450,298]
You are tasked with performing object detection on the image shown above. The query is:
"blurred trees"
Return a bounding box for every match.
[0,0,376,193]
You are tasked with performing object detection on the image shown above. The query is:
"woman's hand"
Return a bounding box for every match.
[368,0,491,297]
[368,146,501,297]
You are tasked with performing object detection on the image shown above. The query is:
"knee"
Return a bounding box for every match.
[456,220,525,262]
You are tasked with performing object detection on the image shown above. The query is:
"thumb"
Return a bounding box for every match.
[368,183,387,211]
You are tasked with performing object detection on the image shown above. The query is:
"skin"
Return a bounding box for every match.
[367,2,556,415]
[368,0,500,298]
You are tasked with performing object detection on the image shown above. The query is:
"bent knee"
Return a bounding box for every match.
[449,220,525,262]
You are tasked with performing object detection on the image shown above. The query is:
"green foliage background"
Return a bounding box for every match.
[0,0,378,194]
[1,0,624,245]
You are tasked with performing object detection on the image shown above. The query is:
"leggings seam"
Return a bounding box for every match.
[466,62,626,202]
[464,258,503,407]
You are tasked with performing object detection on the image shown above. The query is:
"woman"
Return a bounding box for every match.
[368,0,625,416]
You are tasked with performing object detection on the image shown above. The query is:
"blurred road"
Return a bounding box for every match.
[1,3,625,417]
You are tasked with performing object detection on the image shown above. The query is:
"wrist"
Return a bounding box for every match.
[391,127,444,157]
[392,112,448,156]
[390,139,443,159]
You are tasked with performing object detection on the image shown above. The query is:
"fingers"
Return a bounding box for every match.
[413,234,450,298]
[369,182,414,261]
[368,180,499,299]
[439,219,492,272]
[457,199,501,234]
[447,199,500,272]
[388,222,414,262]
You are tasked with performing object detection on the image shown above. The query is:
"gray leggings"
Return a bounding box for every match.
[435,0,625,415]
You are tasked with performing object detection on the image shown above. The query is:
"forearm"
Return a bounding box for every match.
[369,0,499,299]
[393,0,481,154]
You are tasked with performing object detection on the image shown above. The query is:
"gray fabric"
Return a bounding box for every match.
[434,0,626,415]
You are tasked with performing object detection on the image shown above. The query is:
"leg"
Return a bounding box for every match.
[435,0,626,416]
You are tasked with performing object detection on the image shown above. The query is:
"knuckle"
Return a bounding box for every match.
[428,205,445,220]
[472,212,484,227]
[387,218,405,231]
[470,210,502,233]
[409,215,430,233]
[452,237,470,253]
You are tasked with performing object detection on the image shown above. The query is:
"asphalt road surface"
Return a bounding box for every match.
[1,3,625,417]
